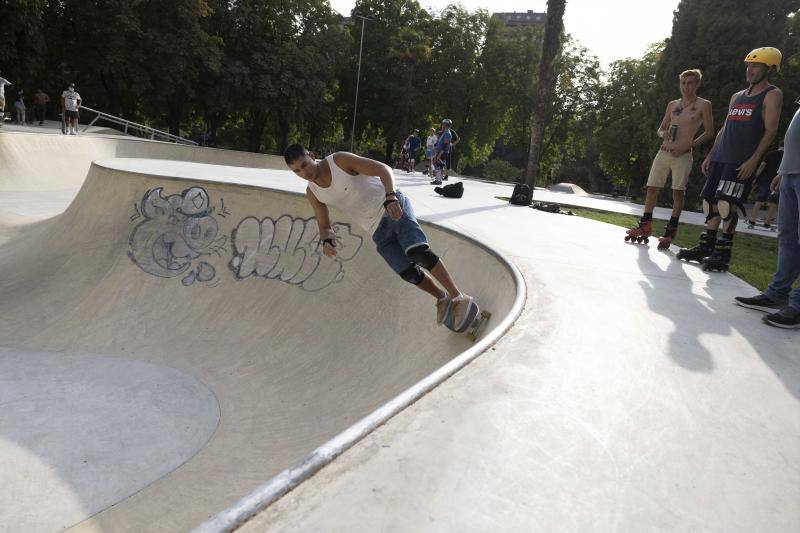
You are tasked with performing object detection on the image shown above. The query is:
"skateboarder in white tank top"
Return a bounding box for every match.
[284,144,474,328]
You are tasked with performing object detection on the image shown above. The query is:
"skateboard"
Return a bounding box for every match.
[443,297,491,342]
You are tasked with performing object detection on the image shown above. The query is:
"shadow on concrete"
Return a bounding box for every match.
[634,245,800,400]
[422,203,511,224]
[634,245,729,372]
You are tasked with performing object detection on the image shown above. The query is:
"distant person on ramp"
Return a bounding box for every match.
[61,83,81,135]
[677,47,783,271]
[284,143,476,330]
[0,71,11,128]
[624,69,713,247]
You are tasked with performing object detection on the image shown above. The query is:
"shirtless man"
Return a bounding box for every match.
[284,144,475,329]
[625,69,713,248]
[677,47,783,270]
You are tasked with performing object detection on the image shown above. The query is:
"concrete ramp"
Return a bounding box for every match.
[0,158,521,531]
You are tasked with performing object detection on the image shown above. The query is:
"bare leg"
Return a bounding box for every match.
[765,202,778,226]
[671,189,685,217]
[429,260,461,299]
[643,186,660,214]
[708,206,722,231]
[415,272,447,300]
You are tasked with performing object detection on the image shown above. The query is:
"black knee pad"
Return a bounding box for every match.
[406,245,439,270]
[399,264,424,285]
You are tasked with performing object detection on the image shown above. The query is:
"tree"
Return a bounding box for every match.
[593,46,663,193]
[389,27,431,139]
[523,0,566,191]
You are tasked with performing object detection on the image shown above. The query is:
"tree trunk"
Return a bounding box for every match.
[399,60,413,140]
[247,108,267,153]
[523,0,566,193]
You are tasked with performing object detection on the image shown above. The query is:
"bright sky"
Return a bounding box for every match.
[329,0,681,68]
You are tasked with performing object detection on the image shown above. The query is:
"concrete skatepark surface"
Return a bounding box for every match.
[1,129,798,532]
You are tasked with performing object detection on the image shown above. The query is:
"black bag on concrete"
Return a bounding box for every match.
[434,181,464,198]
[510,183,532,205]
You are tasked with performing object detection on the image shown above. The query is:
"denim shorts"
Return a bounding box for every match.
[372,190,429,274]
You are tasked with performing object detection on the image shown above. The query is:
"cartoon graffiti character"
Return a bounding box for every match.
[128,186,227,285]
[230,215,362,291]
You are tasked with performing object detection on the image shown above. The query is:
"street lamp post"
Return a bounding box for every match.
[350,15,369,152]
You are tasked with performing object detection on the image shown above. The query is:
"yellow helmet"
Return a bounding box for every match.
[744,47,782,71]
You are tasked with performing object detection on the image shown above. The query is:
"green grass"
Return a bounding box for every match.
[568,207,779,291]
[496,196,778,289]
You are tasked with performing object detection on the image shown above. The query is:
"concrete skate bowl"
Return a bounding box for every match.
[548,182,588,196]
[0,154,523,531]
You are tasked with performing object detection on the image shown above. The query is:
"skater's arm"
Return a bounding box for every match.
[692,99,714,149]
[306,188,337,257]
[737,88,782,180]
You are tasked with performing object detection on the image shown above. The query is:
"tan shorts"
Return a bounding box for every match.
[646,150,693,191]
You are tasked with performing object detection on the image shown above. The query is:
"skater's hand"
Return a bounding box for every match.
[701,156,711,176]
[385,199,403,221]
[736,157,759,180]
[320,238,337,257]
[771,174,782,193]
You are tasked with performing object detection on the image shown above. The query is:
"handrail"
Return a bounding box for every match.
[78,105,198,146]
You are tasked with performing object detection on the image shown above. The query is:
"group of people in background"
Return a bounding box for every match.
[0,74,81,135]
[626,46,799,329]
[397,118,460,186]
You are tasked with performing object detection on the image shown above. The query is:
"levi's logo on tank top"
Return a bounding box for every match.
[727,103,756,121]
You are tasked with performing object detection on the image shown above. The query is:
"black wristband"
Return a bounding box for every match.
[321,238,336,247]
[385,191,397,197]
[383,199,399,209]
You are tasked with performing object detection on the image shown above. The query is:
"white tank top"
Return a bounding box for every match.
[308,154,386,231]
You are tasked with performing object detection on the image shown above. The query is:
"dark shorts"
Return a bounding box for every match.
[701,161,752,205]
[65,109,78,120]
[754,180,779,203]
[409,148,418,160]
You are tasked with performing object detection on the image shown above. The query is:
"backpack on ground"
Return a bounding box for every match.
[434,181,464,198]
[510,183,531,205]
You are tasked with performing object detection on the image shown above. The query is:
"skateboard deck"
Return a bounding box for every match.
[443,297,491,342]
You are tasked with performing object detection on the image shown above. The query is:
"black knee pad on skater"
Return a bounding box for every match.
[406,245,439,270]
[399,264,424,285]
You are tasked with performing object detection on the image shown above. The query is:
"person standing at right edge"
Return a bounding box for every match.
[735,104,800,329]
[678,47,783,271]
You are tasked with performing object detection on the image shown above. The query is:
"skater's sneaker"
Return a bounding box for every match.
[449,294,473,330]
[734,293,786,313]
[762,306,800,329]
[430,180,442,185]
[436,296,452,325]
[657,225,677,250]
[764,223,772,230]
[746,219,756,229]
[443,174,449,181]
[624,219,652,243]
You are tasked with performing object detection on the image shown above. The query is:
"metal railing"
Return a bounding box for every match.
[78,105,197,145]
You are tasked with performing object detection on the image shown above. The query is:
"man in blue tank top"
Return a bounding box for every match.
[677,47,783,271]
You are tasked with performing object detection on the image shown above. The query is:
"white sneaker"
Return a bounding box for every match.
[436,296,452,325]
[449,294,473,330]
